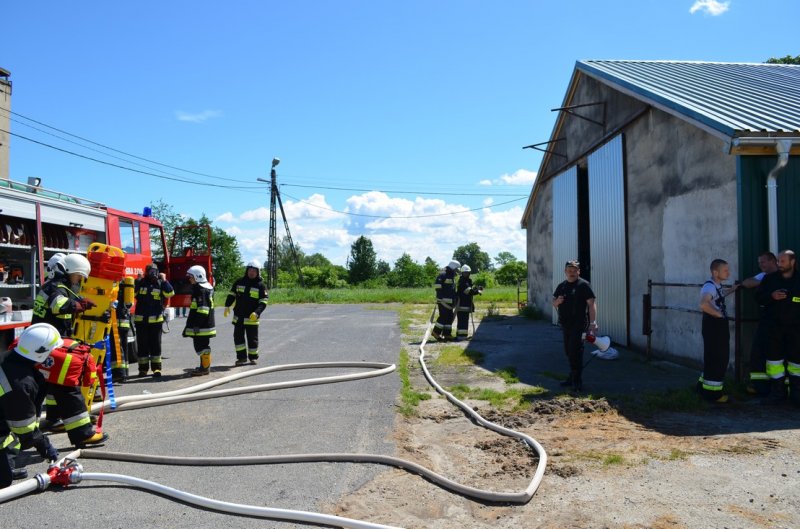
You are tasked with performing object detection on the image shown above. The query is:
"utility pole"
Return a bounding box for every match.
[258,158,305,289]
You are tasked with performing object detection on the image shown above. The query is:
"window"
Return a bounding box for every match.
[132,221,141,255]
[119,219,135,254]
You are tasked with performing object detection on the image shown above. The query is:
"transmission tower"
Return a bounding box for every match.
[259,158,305,289]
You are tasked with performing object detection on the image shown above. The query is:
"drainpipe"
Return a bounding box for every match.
[766,139,793,254]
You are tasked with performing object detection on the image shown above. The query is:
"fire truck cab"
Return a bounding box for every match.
[0,178,208,344]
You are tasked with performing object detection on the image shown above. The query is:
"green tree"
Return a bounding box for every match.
[388,253,427,287]
[494,251,518,268]
[766,55,800,64]
[495,261,528,286]
[453,242,492,273]
[347,235,378,284]
[423,257,440,285]
[376,259,391,277]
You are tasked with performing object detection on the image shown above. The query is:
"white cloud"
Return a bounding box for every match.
[689,0,730,16]
[480,168,537,186]
[175,110,223,123]
[217,190,528,268]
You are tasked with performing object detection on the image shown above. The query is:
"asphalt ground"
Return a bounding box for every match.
[3,304,401,529]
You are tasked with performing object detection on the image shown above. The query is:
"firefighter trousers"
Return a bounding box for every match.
[135,322,163,374]
[47,383,94,445]
[700,314,730,399]
[434,303,455,338]
[233,321,259,361]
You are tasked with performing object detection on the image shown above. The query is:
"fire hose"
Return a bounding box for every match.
[1,310,548,526]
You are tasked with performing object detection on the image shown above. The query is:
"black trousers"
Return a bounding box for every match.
[233,322,259,360]
[561,322,585,375]
[48,384,94,444]
[135,322,163,372]
[700,314,730,398]
[434,303,455,336]
[748,319,770,394]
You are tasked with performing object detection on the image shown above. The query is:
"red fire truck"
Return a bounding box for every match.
[0,178,211,343]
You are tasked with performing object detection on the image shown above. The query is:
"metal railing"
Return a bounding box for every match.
[643,279,757,381]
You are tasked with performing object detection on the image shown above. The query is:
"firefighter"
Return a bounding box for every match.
[36,337,108,448]
[224,259,269,366]
[183,265,216,376]
[134,264,174,378]
[110,277,136,383]
[1,323,62,488]
[32,253,96,338]
[32,253,96,431]
[455,265,482,341]
[432,260,460,341]
[756,250,800,406]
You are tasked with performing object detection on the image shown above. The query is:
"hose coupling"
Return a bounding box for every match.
[46,459,84,487]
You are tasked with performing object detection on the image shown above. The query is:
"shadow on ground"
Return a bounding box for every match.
[446,315,800,437]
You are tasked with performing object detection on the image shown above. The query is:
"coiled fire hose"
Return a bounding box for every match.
[1,309,547,527]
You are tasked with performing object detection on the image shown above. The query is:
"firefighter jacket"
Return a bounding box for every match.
[225,275,268,325]
[456,276,478,313]
[756,270,800,327]
[36,339,98,390]
[134,276,174,324]
[0,353,54,457]
[184,283,216,337]
[434,270,457,307]
[32,274,84,338]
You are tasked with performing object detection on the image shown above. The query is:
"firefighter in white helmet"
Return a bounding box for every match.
[455,264,482,341]
[432,260,461,341]
[32,253,96,338]
[183,265,216,376]
[0,323,62,488]
[223,259,269,366]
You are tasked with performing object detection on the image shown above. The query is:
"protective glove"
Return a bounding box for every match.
[223,307,231,318]
[34,436,59,463]
[249,312,258,321]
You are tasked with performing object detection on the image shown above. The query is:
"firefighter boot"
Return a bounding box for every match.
[151,359,162,378]
[191,353,211,376]
[761,377,788,405]
[76,431,109,448]
[789,376,800,408]
[12,468,28,480]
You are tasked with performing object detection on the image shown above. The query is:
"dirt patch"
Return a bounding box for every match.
[327,314,800,529]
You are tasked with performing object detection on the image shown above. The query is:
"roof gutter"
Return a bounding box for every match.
[733,138,796,254]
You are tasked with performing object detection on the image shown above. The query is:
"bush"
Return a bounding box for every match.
[519,304,543,320]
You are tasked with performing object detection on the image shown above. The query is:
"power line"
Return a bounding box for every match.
[280,182,528,198]
[0,107,256,184]
[1,129,263,190]
[279,190,527,219]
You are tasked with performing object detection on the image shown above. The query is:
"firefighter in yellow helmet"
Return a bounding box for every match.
[0,323,62,487]
[183,265,216,376]
[224,259,269,366]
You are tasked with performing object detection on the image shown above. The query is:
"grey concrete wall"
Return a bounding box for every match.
[0,78,10,180]
[626,110,738,365]
[525,180,553,314]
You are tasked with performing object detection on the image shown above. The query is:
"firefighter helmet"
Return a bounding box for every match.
[14,323,63,363]
[187,265,212,289]
[46,253,67,279]
[63,254,91,279]
[447,260,461,271]
[460,264,472,273]
[246,259,261,270]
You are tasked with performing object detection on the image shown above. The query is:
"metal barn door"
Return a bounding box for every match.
[588,134,628,345]
[551,167,579,324]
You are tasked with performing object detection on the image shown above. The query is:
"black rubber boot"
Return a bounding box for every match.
[572,372,583,392]
[761,378,788,405]
[789,377,800,408]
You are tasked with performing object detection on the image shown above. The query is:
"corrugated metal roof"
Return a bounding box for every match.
[577,60,800,137]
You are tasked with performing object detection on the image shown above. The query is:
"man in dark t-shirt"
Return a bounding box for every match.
[552,260,597,391]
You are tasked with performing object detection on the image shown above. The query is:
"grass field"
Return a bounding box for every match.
[215,285,526,306]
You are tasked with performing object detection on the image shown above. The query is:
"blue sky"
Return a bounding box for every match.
[3,1,798,267]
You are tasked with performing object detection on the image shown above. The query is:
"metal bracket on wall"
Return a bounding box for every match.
[552,101,606,128]
[522,137,566,158]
